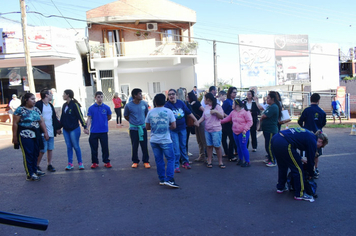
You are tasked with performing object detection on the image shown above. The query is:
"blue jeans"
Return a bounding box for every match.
[170,129,189,169]
[150,142,175,182]
[63,127,82,164]
[233,131,250,163]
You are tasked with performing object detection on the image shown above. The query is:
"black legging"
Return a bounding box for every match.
[247,117,258,149]
[114,107,122,124]
[222,123,237,158]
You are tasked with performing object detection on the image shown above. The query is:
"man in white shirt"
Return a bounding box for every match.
[9,94,21,123]
[35,89,61,172]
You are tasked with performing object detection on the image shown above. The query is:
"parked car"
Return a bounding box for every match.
[117,93,128,107]
[142,93,154,109]
[282,97,302,110]
[127,92,153,109]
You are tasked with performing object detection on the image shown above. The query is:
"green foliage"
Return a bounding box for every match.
[342,76,356,80]
[203,79,233,91]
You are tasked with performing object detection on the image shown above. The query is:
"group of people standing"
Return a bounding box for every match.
[11,87,329,201]
[12,89,111,181]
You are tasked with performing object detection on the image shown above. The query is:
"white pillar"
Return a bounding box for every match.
[96,70,102,91]
[114,59,119,93]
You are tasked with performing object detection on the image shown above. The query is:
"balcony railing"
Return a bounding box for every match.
[89,41,198,59]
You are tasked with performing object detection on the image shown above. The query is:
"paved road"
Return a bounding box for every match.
[0,127,355,235]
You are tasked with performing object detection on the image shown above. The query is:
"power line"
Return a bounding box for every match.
[50,0,79,34]
[0,10,345,57]
[217,0,355,27]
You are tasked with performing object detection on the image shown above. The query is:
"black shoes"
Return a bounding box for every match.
[47,165,56,172]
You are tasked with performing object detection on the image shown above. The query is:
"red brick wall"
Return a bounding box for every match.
[88,22,191,43]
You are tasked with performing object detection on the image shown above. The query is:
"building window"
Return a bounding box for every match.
[153,82,161,93]
[162,29,180,42]
[100,70,113,79]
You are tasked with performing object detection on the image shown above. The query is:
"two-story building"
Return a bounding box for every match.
[86,0,198,105]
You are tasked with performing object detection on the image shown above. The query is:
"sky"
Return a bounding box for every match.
[2,0,356,88]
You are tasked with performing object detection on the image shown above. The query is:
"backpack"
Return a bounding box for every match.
[287,171,318,198]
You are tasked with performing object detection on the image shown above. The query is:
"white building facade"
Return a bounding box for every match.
[86,0,198,105]
[0,16,88,110]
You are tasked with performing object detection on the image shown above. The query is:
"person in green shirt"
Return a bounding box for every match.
[260,91,281,167]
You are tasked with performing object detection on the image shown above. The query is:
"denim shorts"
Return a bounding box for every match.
[205,130,222,147]
[41,136,54,153]
[332,109,340,117]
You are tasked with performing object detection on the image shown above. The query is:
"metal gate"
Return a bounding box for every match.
[100,70,115,110]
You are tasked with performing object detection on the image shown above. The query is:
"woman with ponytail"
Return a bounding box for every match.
[197,93,225,168]
[60,89,87,170]
[260,91,282,167]
[271,128,328,202]
[221,99,253,167]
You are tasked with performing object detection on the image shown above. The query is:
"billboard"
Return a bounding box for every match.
[239,35,276,87]
[1,26,76,55]
[239,35,310,87]
[275,35,309,85]
[310,43,339,91]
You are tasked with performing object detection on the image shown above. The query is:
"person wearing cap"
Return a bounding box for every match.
[9,94,21,123]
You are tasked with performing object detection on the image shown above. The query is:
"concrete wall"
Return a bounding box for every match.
[53,54,88,111]
[341,79,356,115]
[117,70,181,96]
[180,65,196,90]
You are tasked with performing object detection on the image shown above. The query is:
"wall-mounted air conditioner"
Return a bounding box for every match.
[146,23,158,31]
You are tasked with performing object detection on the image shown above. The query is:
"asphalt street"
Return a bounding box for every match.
[0,127,355,235]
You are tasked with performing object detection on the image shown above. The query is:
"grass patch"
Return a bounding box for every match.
[324,123,352,128]
[281,123,353,129]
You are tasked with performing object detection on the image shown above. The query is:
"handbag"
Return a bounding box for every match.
[186,115,195,127]
[257,118,262,131]
[279,110,291,124]
[185,101,200,128]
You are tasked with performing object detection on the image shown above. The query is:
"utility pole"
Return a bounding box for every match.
[213,40,217,87]
[20,0,35,94]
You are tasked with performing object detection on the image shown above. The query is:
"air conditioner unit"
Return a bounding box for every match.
[146,23,158,31]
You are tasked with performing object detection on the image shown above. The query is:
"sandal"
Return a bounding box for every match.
[219,164,226,169]
[207,163,213,168]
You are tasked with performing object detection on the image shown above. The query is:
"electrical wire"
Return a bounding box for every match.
[0,10,345,57]
[50,0,79,34]
[217,0,355,27]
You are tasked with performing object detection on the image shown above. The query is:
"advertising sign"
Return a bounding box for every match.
[336,86,346,110]
[239,35,276,87]
[310,43,340,91]
[8,69,22,86]
[275,35,309,85]
[2,26,76,55]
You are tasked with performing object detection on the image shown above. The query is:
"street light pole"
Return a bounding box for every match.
[20,0,35,94]
[213,40,217,87]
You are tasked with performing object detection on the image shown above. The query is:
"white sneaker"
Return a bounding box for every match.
[187,152,193,156]
[294,193,315,202]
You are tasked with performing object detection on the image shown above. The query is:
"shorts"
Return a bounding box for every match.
[332,109,340,117]
[40,136,54,153]
[205,130,222,147]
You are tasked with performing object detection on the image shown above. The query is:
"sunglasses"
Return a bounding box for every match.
[168,93,176,96]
